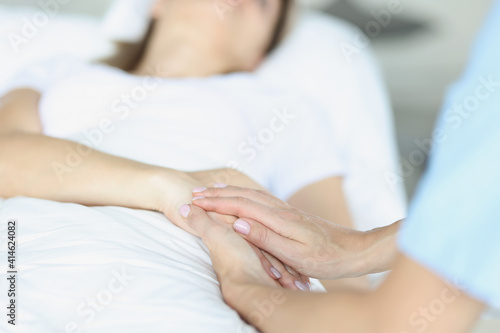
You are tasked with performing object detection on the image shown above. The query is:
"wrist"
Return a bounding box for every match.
[149,168,207,235]
[335,229,373,279]
[147,167,199,213]
[114,165,168,212]
[361,220,402,275]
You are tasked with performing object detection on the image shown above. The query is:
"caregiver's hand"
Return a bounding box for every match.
[192,186,401,280]
[180,205,312,292]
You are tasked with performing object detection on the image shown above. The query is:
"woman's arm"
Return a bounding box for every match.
[287,176,352,227]
[0,88,313,291]
[0,89,200,233]
[0,89,256,234]
[0,89,310,288]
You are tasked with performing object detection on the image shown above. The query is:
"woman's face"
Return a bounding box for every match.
[152,0,284,71]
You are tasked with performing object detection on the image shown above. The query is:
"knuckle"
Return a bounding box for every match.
[235,196,247,205]
[189,206,205,219]
[240,188,257,200]
[254,189,269,196]
[208,188,222,197]
[234,196,251,214]
[276,209,301,222]
[280,272,296,287]
[254,228,269,247]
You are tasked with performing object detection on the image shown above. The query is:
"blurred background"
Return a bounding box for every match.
[0,0,498,330]
[323,0,494,197]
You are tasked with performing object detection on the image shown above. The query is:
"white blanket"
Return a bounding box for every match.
[0,197,325,332]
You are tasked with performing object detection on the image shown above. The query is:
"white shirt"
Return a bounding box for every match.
[2,56,344,200]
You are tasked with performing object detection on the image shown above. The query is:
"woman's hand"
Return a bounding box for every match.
[153,170,311,290]
[153,169,205,235]
[156,168,268,236]
[192,186,401,280]
[180,204,280,309]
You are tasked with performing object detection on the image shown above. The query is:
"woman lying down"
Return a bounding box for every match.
[1,0,368,332]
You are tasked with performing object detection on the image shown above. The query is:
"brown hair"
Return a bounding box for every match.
[267,0,291,54]
[102,0,292,72]
[101,22,156,72]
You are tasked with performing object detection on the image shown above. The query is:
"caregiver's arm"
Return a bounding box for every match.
[0,89,256,232]
[227,255,484,333]
[184,207,484,333]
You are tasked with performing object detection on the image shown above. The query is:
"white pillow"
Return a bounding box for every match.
[0,5,113,92]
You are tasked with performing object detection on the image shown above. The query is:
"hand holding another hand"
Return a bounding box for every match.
[155,169,310,291]
[180,204,311,292]
[191,186,400,280]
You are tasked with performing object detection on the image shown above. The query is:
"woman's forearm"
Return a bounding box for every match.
[0,132,266,234]
[0,132,193,211]
[190,168,266,191]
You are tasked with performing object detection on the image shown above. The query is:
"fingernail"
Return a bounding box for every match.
[306,282,312,291]
[270,267,282,279]
[193,187,207,193]
[233,219,250,235]
[180,205,191,218]
[192,197,205,201]
[295,281,309,292]
[214,183,227,188]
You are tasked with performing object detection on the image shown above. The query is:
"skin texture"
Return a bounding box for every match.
[182,202,485,333]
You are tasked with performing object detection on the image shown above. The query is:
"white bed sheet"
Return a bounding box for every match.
[0,197,325,333]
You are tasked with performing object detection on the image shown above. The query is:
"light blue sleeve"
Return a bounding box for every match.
[398,0,500,308]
